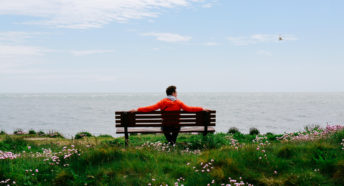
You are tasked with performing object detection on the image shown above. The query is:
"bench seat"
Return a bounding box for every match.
[116,126,215,134]
[115,110,216,146]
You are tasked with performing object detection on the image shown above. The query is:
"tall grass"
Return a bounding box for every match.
[1,128,344,185]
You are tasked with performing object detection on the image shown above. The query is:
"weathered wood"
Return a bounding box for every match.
[116,126,215,134]
[132,119,215,123]
[116,118,215,124]
[203,111,210,136]
[115,110,216,114]
[115,110,216,146]
[116,115,215,119]
[116,123,216,127]
[121,112,129,146]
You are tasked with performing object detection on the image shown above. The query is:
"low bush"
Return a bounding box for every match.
[249,127,260,135]
[98,134,113,138]
[38,130,45,136]
[227,127,240,134]
[46,131,64,138]
[28,129,36,135]
[75,131,93,139]
[13,129,25,135]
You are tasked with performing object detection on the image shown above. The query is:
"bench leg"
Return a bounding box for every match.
[203,125,208,136]
[124,126,129,147]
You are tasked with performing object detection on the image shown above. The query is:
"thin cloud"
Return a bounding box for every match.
[1,68,118,83]
[227,34,298,46]
[0,31,51,57]
[0,0,205,29]
[0,32,36,43]
[227,36,256,46]
[0,44,50,57]
[70,50,115,56]
[202,3,213,8]
[256,50,272,56]
[142,32,192,42]
[204,42,219,46]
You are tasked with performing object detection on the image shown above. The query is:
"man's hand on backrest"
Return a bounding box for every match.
[130,109,137,112]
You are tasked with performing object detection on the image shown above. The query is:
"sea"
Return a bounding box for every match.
[1,93,343,138]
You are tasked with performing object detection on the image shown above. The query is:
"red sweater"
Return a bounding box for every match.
[137,98,203,112]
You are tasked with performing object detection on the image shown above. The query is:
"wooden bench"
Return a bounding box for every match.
[115,110,216,146]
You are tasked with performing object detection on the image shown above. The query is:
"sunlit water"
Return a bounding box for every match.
[1,93,343,138]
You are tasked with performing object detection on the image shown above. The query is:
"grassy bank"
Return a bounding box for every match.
[1,126,344,185]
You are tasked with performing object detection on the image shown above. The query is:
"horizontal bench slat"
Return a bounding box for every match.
[116,123,216,127]
[121,119,215,123]
[115,110,216,115]
[116,126,215,134]
[115,115,215,119]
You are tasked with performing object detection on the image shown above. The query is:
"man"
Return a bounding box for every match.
[130,85,209,144]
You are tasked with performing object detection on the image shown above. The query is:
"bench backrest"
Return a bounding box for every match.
[115,110,216,128]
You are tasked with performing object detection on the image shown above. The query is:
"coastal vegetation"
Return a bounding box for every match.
[1,125,344,185]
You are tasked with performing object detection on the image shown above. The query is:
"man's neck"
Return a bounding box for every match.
[166,95,176,101]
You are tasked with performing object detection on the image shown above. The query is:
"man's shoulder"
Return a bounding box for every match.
[158,98,169,104]
[174,99,183,104]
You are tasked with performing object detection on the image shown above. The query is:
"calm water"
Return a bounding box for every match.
[0,93,344,138]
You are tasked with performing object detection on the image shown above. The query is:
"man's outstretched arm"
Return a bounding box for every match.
[178,100,206,112]
[131,100,162,112]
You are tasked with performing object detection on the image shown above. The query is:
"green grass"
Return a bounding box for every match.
[0,129,344,185]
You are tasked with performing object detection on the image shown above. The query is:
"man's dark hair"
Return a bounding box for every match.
[166,85,176,96]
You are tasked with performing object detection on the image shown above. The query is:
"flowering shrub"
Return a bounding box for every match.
[140,141,202,154]
[181,147,201,155]
[277,124,344,142]
[0,151,20,160]
[191,159,215,173]
[252,136,270,160]
[0,179,15,185]
[224,176,253,186]
[141,141,175,152]
[229,138,240,150]
[42,145,80,166]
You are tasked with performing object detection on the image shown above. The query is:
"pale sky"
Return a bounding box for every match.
[0,0,343,93]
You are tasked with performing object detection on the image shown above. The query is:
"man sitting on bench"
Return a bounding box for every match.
[130,85,209,144]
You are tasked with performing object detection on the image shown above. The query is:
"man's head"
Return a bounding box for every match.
[166,85,177,97]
